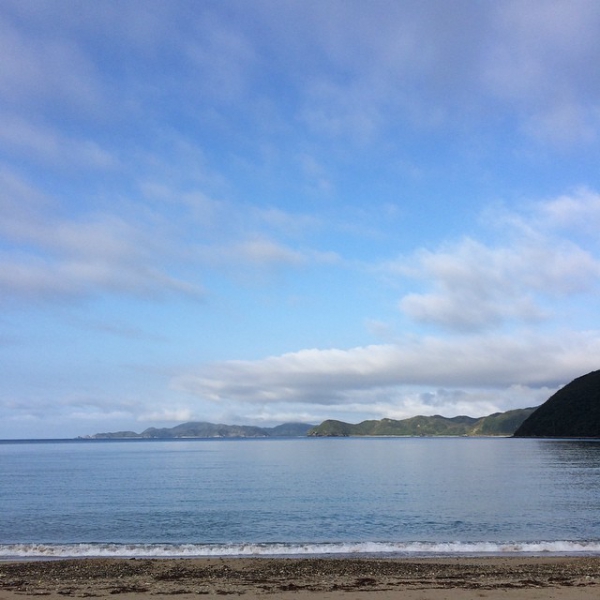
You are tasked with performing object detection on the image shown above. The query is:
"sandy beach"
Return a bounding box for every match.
[1,556,599,599]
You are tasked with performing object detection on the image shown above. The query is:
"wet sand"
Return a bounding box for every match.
[1,556,599,599]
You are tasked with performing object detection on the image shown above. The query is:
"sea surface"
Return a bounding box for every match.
[1,437,600,559]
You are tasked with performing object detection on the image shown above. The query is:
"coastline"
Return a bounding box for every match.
[1,556,599,599]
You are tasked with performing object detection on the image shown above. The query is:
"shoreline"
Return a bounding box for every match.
[1,556,599,599]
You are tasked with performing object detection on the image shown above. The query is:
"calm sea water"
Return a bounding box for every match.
[1,437,600,559]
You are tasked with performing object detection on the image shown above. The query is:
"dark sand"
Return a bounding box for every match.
[1,556,599,599]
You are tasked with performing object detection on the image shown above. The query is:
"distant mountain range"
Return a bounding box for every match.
[307,407,536,437]
[84,422,315,439]
[85,407,535,439]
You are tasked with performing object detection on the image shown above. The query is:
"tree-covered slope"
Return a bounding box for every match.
[308,408,535,437]
[88,421,314,439]
[470,408,538,436]
[514,370,600,438]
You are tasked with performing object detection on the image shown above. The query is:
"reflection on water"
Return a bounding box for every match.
[540,438,600,466]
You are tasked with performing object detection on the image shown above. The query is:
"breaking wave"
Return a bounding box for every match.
[2,540,600,560]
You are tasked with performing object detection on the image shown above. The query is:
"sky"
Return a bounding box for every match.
[2,0,600,439]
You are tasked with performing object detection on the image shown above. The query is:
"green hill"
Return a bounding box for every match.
[514,370,600,438]
[85,406,541,440]
[308,407,536,437]
[88,421,315,439]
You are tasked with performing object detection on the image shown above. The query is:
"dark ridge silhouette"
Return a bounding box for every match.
[514,370,600,438]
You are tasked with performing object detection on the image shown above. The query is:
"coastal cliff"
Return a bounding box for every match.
[514,370,600,438]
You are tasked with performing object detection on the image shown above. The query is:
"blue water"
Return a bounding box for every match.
[1,437,600,558]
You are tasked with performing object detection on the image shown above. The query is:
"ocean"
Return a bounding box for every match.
[1,437,599,559]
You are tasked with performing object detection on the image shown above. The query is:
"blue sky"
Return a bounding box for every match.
[2,0,600,438]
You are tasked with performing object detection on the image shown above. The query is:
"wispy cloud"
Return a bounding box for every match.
[0,114,118,170]
[0,166,205,303]
[0,158,337,305]
[389,195,600,331]
[483,0,600,146]
[0,9,105,116]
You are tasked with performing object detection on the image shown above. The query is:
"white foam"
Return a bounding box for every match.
[2,540,600,560]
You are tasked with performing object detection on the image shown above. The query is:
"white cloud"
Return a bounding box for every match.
[395,237,599,331]
[484,0,600,146]
[228,0,600,147]
[0,167,205,303]
[139,408,194,423]
[387,194,600,332]
[173,330,600,410]
[184,13,257,105]
[195,237,340,274]
[4,0,600,151]
[537,187,600,235]
[0,242,205,304]
[140,171,333,271]
[0,11,104,116]
[0,114,118,170]
[396,239,542,331]
[200,237,307,268]
[254,206,322,237]
[0,161,337,304]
